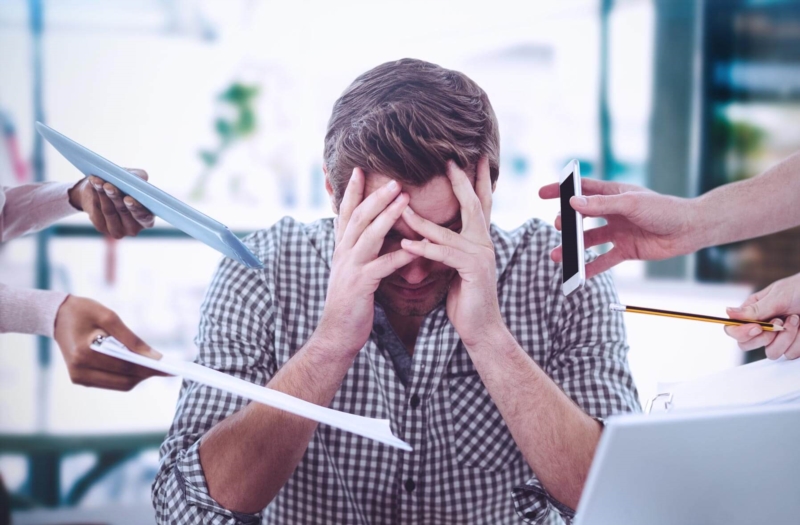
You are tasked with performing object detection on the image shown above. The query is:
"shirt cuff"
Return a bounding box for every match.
[0,284,68,337]
[174,439,261,524]
[512,475,576,524]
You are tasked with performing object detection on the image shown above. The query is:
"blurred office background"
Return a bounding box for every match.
[1,0,799,522]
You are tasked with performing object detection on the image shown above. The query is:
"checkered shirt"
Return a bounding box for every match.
[152,216,640,525]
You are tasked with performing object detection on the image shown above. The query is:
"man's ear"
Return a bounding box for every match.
[323,165,338,214]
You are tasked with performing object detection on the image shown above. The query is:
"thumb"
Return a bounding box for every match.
[101,312,162,360]
[571,193,636,218]
[727,296,782,322]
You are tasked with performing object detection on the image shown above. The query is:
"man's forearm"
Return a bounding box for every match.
[692,151,800,250]
[466,326,601,511]
[198,333,357,514]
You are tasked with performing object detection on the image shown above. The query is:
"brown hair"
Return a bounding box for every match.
[323,58,500,207]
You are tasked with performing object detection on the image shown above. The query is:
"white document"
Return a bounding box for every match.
[91,336,411,451]
[658,356,800,412]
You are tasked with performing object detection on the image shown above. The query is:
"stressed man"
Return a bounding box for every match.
[153,58,639,524]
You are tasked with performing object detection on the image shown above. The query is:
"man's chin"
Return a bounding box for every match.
[376,285,449,317]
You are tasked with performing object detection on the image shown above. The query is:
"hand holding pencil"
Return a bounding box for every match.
[723,272,800,360]
[612,270,800,361]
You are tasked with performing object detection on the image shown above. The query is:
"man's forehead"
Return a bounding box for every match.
[363,171,468,225]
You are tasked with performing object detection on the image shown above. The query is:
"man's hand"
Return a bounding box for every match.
[315,168,419,356]
[724,272,800,360]
[54,295,165,391]
[68,169,155,239]
[400,157,503,348]
[538,179,698,279]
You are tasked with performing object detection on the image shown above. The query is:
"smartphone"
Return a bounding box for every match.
[560,160,585,296]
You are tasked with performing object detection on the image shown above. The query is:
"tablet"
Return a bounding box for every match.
[36,122,264,269]
[574,404,800,525]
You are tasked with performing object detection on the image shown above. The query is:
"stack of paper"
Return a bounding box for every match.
[657,356,800,413]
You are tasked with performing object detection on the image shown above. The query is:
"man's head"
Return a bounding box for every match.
[323,58,500,317]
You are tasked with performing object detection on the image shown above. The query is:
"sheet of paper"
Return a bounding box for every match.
[669,356,800,412]
[91,337,411,451]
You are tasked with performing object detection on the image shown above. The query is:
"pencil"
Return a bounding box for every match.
[609,303,785,332]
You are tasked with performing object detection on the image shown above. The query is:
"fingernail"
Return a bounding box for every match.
[749,326,761,336]
[105,187,116,196]
[791,315,799,327]
[92,183,102,190]
[387,180,398,191]
[727,306,742,313]
[573,196,587,206]
[403,206,414,215]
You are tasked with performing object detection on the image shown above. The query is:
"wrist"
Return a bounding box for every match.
[308,320,364,362]
[462,317,512,354]
[67,179,87,211]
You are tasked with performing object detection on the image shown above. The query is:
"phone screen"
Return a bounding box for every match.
[560,173,579,283]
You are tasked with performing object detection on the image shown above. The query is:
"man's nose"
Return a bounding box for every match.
[397,257,430,285]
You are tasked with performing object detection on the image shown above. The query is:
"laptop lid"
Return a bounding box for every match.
[574,404,800,525]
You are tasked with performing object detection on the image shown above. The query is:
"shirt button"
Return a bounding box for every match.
[404,479,416,493]
[409,394,420,408]
[374,325,385,336]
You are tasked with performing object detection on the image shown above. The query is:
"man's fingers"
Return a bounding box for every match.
[367,248,420,279]
[539,178,632,201]
[401,207,472,253]
[538,182,560,200]
[570,193,638,218]
[340,179,401,249]
[551,245,562,263]
[584,250,625,279]
[337,168,365,244]
[555,213,561,231]
[475,156,492,227]
[446,161,485,236]
[583,225,613,250]
[355,193,409,259]
[400,239,466,271]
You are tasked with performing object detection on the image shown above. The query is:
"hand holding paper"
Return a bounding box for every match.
[90,336,411,451]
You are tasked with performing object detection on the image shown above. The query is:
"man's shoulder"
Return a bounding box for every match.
[241,216,335,268]
[490,218,562,277]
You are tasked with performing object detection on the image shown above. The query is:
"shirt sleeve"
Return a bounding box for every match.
[513,229,641,525]
[0,283,68,337]
[152,252,276,525]
[0,182,77,242]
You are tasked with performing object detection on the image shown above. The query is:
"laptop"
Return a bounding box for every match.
[574,404,800,525]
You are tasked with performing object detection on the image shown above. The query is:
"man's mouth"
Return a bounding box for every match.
[388,280,436,297]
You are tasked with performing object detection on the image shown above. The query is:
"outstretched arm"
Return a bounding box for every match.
[538,151,800,278]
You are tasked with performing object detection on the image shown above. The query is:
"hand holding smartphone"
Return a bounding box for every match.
[560,160,586,296]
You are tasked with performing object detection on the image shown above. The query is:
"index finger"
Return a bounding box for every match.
[475,156,492,228]
[446,161,484,234]
[539,178,633,200]
[337,168,365,244]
